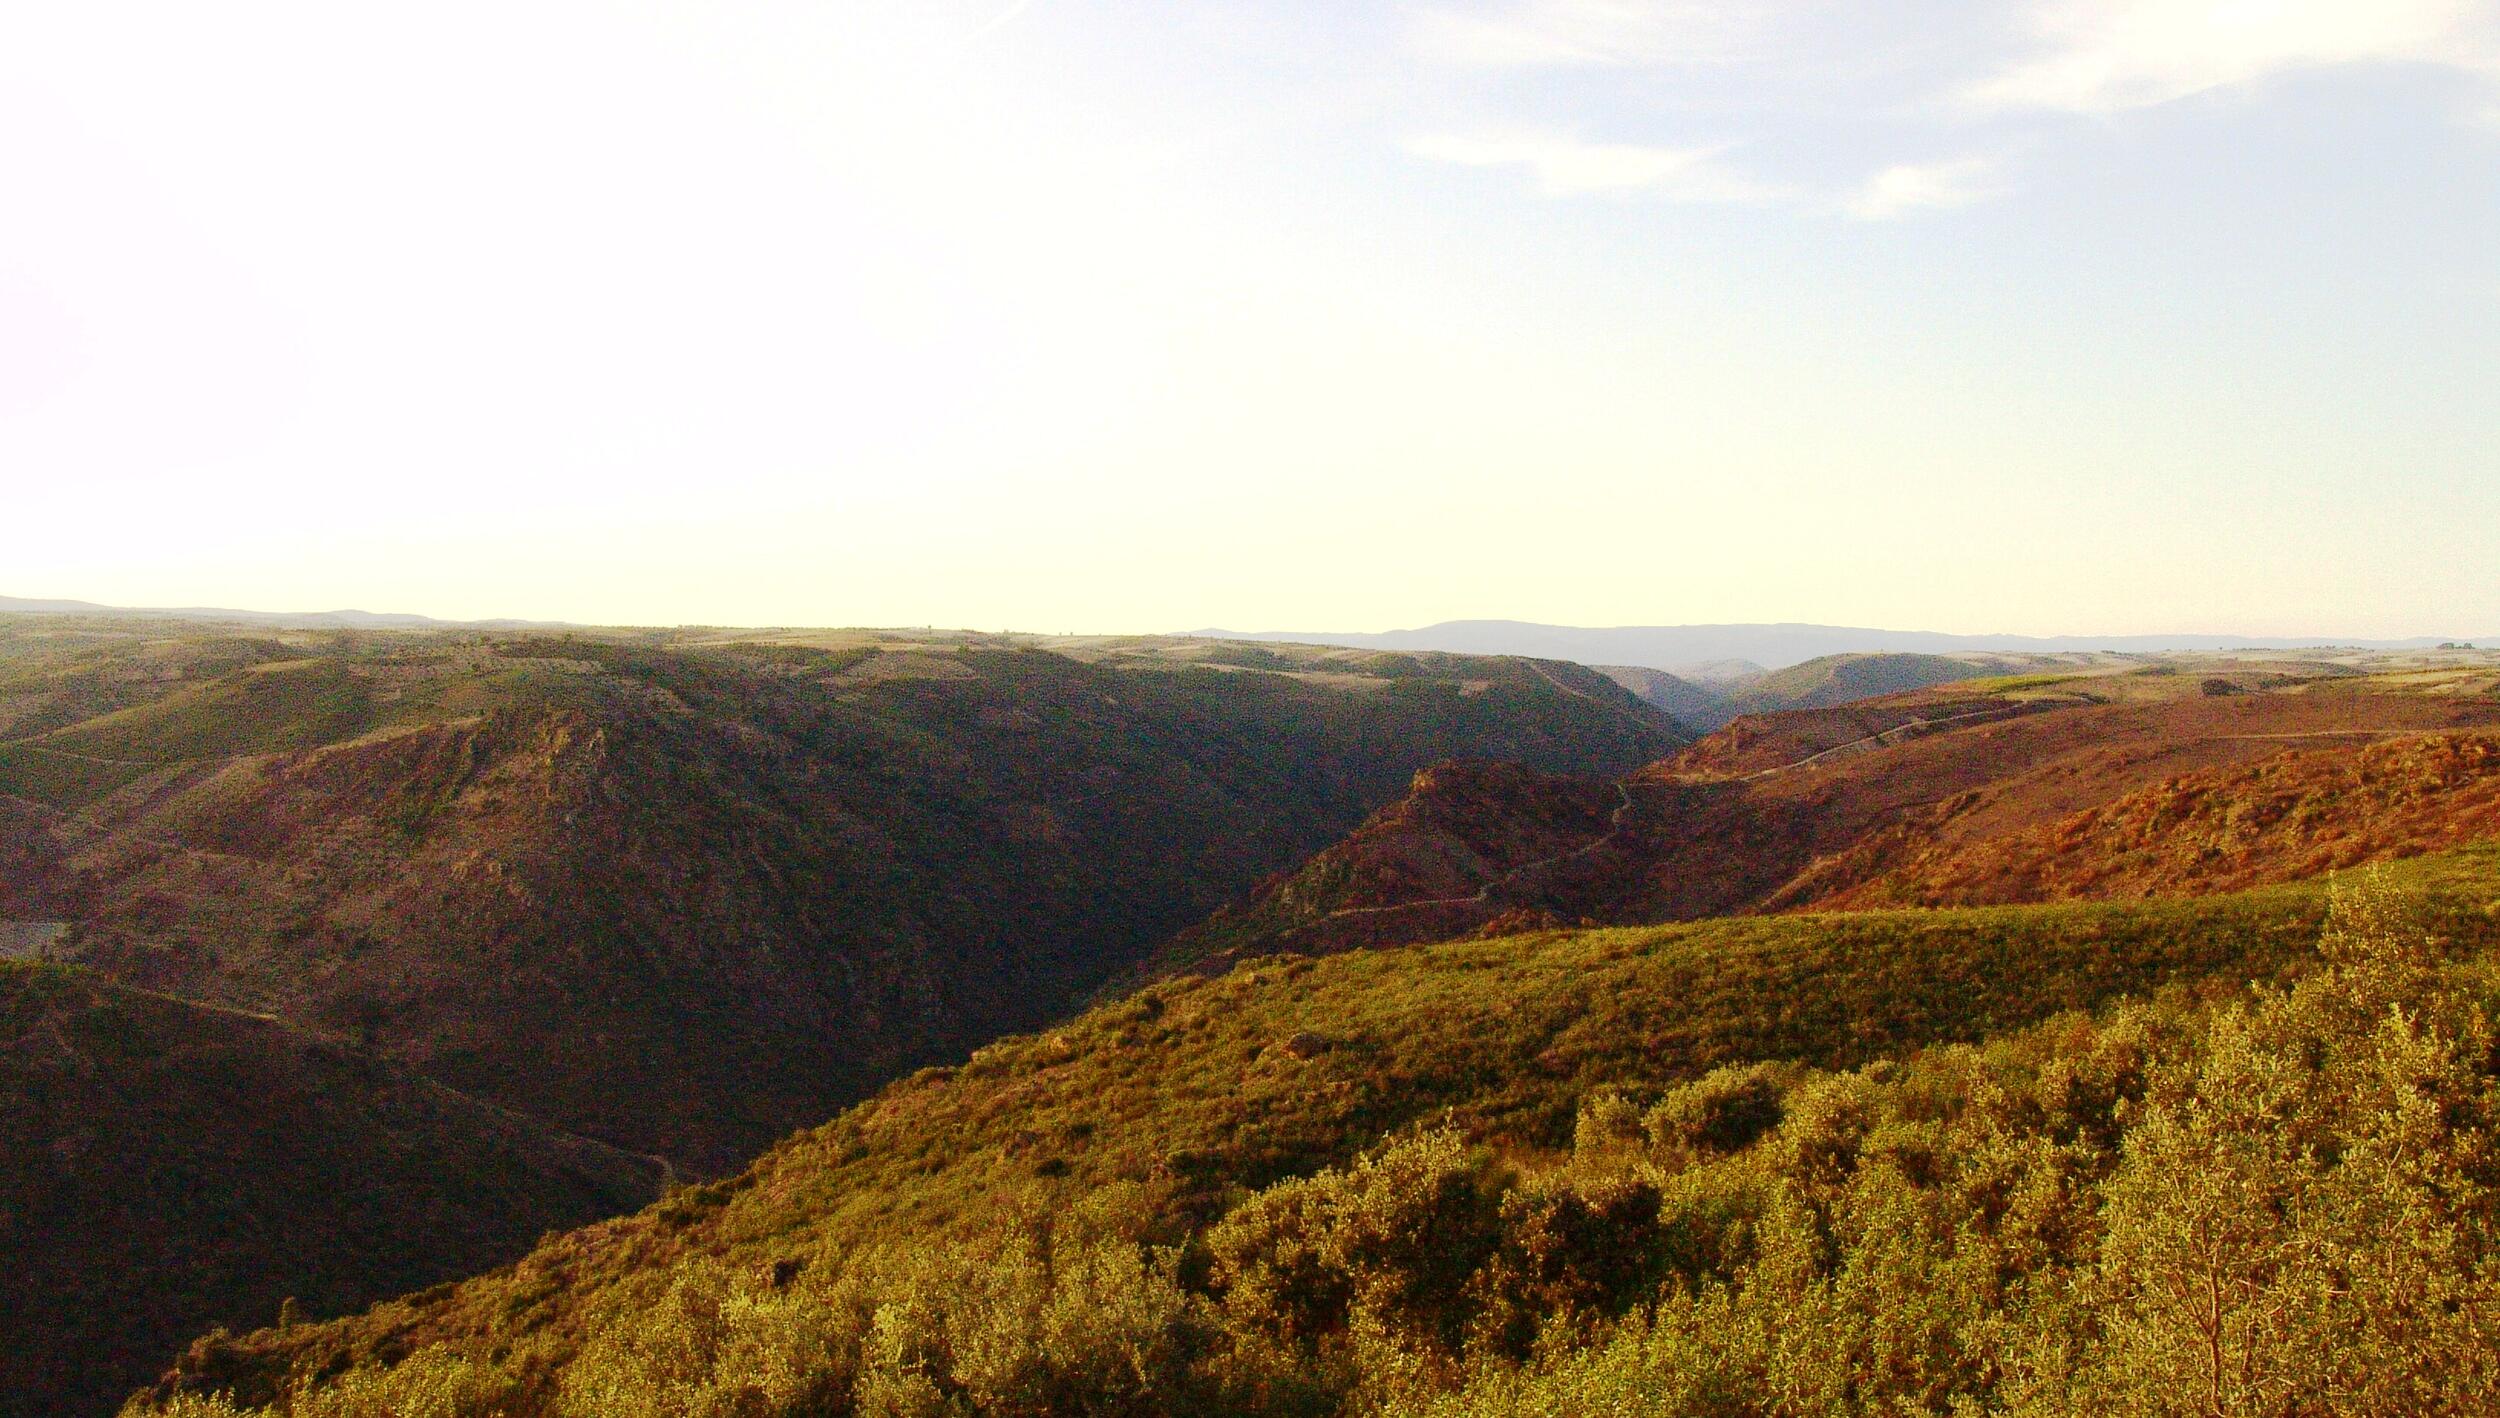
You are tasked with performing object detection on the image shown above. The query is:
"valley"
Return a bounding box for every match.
[0,612,1676,1416]
[1172,658,2500,966]
[2,610,2496,1416]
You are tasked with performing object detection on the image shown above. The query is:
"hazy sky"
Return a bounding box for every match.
[7,1,2499,634]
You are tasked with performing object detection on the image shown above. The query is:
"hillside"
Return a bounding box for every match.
[1717,651,1985,714]
[1603,652,2101,732]
[1593,665,1737,733]
[1167,667,2500,961]
[0,619,1678,1171]
[0,961,665,1418]
[128,852,2500,1414]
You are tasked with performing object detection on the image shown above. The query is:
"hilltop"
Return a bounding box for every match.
[0,594,564,632]
[0,960,664,1418]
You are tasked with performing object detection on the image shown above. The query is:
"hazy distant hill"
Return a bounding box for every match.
[1195,619,2486,671]
[1721,651,1985,714]
[0,594,559,631]
[1599,652,1992,731]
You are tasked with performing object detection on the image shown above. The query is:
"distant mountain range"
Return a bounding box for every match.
[13,600,2487,664]
[0,595,564,631]
[1190,620,2492,672]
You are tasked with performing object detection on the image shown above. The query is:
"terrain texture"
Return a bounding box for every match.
[7,612,2500,1416]
[0,962,665,1418]
[0,619,1675,1172]
[1172,660,2500,966]
[134,855,2500,1416]
[0,614,1676,1416]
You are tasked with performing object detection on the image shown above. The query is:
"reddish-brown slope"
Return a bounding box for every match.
[0,795,71,921]
[19,639,1681,1174]
[1793,732,2500,909]
[1165,760,1622,965]
[1164,681,2500,966]
[53,709,866,1173]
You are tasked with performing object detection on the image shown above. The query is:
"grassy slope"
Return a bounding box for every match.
[146,847,2500,1410]
[0,962,666,1418]
[1721,652,1985,715]
[1594,667,1737,734]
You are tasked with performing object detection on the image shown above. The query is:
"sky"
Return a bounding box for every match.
[5,0,2499,636]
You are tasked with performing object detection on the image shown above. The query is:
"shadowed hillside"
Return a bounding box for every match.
[0,961,665,1418]
[0,618,1679,1171]
[1593,665,1737,733]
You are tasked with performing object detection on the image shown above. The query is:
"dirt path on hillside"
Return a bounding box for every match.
[143,980,687,1190]
[1736,706,2025,781]
[4,743,159,768]
[2215,730,2417,741]
[1527,660,1671,737]
[1312,702,2022,926]
[1323,781,1639,923]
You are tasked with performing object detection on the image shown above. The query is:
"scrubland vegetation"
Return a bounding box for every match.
[131,856,2500,1415]
[12,615,2500,1416]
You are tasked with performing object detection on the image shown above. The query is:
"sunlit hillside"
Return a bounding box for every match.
[129,855,2500,1415]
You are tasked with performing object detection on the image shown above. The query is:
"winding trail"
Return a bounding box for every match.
[1734,706,2025,781]
[1321,780,1638,923]
[3,743,159,769]
[2215,730,2412,742]
[90,977,686,1192]
[1525,659,1677,739]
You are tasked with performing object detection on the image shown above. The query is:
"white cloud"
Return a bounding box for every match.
[1969,0,2499,112]
[1407,131,1781,199]
[1844,156,2004,219]
[1412,0,1774,67]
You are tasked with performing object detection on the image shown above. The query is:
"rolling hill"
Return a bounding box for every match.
[15,618,2500,1415]
[0,617,1677,1417]
[0,618,1679,1172]
[1590,665,1738,733]
[125,850,2500,1415]
[1599,651,2006,732]
[1166,662,2500,963]
[1717,651,1987,714]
